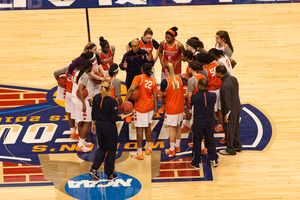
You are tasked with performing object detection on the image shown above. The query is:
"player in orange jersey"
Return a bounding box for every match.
[161,63,185,156]
[97,36,115,76]
[215,30,234,58]
[197,53,226,142]
[158,26,185,82]
[103,63,123,105]
[158,26,185,114]
[124,63,158,160]
[208,48,235,75]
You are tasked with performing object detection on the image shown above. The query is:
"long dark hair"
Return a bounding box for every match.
[109,63,119,77]
[76,60,92,84]
[142,63,153,77]
[216,30,234,52]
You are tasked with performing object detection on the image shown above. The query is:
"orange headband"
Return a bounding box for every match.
[167,29,175,37]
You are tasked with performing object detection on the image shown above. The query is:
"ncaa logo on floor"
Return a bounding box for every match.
[65,172,142,200]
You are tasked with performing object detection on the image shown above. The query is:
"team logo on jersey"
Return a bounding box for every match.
[65,172,142,200]
[0,84,275,186]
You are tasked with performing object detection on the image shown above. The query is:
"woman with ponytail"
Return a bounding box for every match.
[71,60,94,153]
[208,48,234,75]
[158,26,185,81]
[124,63,158,160]
[98,36,115,76]
[215,30,234,58]
[103,63,123,105]
[89,80,131,181]
[160,63,185,156]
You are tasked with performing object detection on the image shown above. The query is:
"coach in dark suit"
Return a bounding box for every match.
[190,78,219,169]
[216,65,243,155]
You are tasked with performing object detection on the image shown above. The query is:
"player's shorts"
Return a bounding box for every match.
[65,92,73,113]
[134,110,154,127]
[70,97,91,122]
[87,79,101,100]
[164,113,184,126]
[210,88,221,112]
[56,85,67,100]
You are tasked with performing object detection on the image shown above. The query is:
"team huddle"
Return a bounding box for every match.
[54,26,242,180]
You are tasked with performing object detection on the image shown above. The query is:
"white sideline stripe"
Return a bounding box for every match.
[0,156,31,161]
[219,0,233,2]
[242,107,263,148]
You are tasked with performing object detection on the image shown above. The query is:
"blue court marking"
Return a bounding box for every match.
[0,104,52,115]
[0,84,49,93]
[0,182,53,187]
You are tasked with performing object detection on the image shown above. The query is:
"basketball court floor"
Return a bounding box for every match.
[1,2,300,200]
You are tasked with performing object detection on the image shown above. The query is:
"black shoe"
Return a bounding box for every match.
[89,168,100,180]
[235,147,243,152]
[107,173,118,181]
[212,160,219,167]
[190,163,201,170]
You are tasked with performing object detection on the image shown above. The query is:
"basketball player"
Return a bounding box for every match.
[124,63,158,160]
[103,63,123,105]
[208,48,234,75]
[197,53,225,140]
[53,56,84,139]
[161,63,184,156]
[71,60,94,152]
[89,80,131,181]
[97,36,115,76]
[158,26,185,113]
[184,60,207,155]
[215,30,234,58]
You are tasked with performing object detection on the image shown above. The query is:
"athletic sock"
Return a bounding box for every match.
[70,127,75,133]
[185,120,190,127]
[170,142,175,151]
[137,148,142,154]
[78,138,85,147]
[175,139,181,147]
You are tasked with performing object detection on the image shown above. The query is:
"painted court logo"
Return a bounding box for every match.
[65,172,142,200]
[0,84,275,186]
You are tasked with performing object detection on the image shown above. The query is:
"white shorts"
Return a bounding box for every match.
[87,79,101,100]
[210,88,221,112]
[56,86,67,100]
[70,97,91,123]
[134,110,154,127]
[65,92,73,113]
[164,113,184,126]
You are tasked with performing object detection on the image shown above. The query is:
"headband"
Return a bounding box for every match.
[167,29,176,37]
[87,43,96,50]
[186,41,196,49]
[113,67,119,73]
[89,53,96,61]
[100,40,109,48]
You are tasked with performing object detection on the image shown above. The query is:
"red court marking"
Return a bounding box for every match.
[3,175,26,182]
[156,171,175,178]
[177,170,200,177]
[182,157,192,161]
[23,93,46,99]
[39,100,48,103]
[0,100,35,106]
[164,159,180,162]
[3,167,43,174]
[0,94,20,99]
[0,89,26,93]
[3,162,18,167]
[22,164,32,167]
[160,163,191,170]
[29,175,48,182]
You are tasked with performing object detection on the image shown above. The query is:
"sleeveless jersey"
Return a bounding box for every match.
[218,55,233,75]
[163,40,182,74]
[139,37,154,59]
[104,75,116,99]
[204,61,222,91]
[131,74,158,113]
[66,70,76,93]
[191,74,206,94]
[164,76,184,114]
[99,47,114,71]
[71,71,88,99]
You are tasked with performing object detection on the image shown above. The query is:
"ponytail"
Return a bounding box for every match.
[166,63,178,92]
[100,79,111,98]
[142,63,153,77]
[76,60,92,83]
[109,63,119,77]
[216,30,234,52]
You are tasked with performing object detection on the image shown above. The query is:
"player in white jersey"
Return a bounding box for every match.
[208,48,234,76]
[71,60,94,153]
[215,30,234,58]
